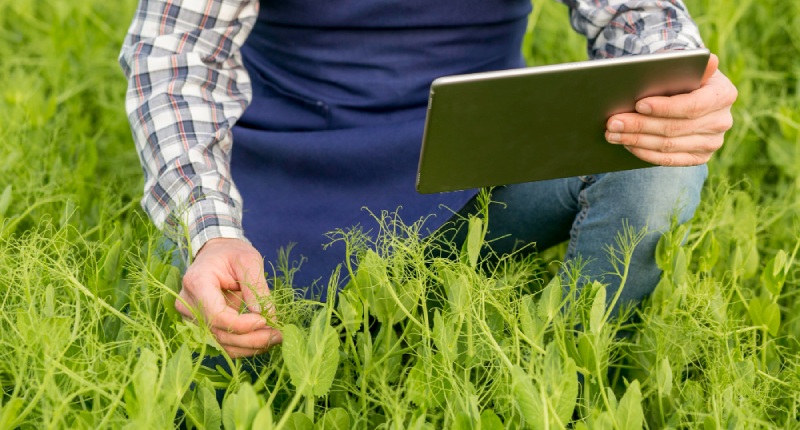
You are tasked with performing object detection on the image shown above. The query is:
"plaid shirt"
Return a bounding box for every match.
[118,0,703,257]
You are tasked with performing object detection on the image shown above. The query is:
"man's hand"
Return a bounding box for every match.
[176,238,282,357]
[605,53,738,166]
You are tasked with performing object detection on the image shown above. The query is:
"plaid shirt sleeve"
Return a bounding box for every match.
[555,0,704,59]
[118,0,258,257]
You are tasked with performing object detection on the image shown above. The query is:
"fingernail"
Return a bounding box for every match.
[606,133,621,143]
[636,102,652,115]
[608,120,624,132]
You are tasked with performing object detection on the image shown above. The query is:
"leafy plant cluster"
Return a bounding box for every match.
[1,0,800,429]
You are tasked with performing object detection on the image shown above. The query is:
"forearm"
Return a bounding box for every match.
[555,0,704,58]
[118,0,258,256]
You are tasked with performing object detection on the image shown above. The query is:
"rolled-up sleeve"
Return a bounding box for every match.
[118,0,258,257]
[555,0,704,59]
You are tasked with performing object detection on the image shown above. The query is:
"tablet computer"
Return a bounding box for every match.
[416,49,710,194]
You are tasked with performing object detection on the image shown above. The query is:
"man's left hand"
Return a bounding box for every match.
[605,53,738,166]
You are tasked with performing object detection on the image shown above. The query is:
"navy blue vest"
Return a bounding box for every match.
[231,0,531,298]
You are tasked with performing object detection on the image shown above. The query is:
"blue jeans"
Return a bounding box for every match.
[446,165,708,312]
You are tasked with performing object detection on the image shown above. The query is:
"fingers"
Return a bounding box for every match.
[174,237,283,357]
[178,273,268,334]
[606,131,724,155]
[633,75,737,120]
[622,147,710,167]
[222,345,268,359]
[212,326,283,351]
[228,254,269,314]
[607,108,733,138]
[604,54,737,168]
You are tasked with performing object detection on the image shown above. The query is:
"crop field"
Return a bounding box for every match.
[1,0,800,428]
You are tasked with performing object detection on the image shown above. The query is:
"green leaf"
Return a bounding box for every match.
[161,266,182,321]
[433,310,458,364]
[479,410,504,430]
[672,247,687,286]
[252,407,274,429]
[697,232,720,272]
[284,412,314,430]
[590,284,606,333]
[452,412,476,430]
[0,185,11,218]
[464,216,484,268]
[282,311,340,398]
[221,383,262,430]
[0,398,23,429]
[373,324,403,384]
[656,358,673,397]
[445,272,470,315]
[355,250,400,323]
[740,240,760,280]
[537,276,562,321]
[592,411,615,430]
[655,231,671,271]
[703,416,717,430]
[615,380,644,430]
[129,348,158,416]
[761,251,788,297]
[160,344,192,410]
[102,239,123,284]
[282,324,310,393]
[44,284,55,317]
[313,408,350,430]
[651,277,674,312]
[510,365,543,429]
[188,378,221,430]
[407,412,435,430]
[407,353,450,410]
[605,387,618,412]
[519,295,543,349]
[544,344,579,426]
[763,302,781,337]
[749,297,782,336]
[337,288,362,332]
[773,250,788,276]
[577,333,597,371]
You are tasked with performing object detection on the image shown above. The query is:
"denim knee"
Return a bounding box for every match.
[590,164,707,234]
[574,164,708,311]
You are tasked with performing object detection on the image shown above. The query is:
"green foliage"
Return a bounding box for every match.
[2,0,800,428]
[282,311,340,398]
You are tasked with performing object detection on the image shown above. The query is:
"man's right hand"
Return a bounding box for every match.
[176,238,282,357]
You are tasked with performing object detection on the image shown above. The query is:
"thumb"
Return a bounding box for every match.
[701,53,719,84]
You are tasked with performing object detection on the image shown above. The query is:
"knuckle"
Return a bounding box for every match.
[692,153,710,165]
[627,133,640,147]
[707,135,724,152]
[661,155,675,167]
[685,99,701,120]
[661,137,675,152]
[182,269,200,288]
[175,300,190,316]
[726,84,739,105]
[664,121,681,137]
[719,113,734,132]
[627,117,643,133]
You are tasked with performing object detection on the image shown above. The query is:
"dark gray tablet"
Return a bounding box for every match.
[416,49,710,193]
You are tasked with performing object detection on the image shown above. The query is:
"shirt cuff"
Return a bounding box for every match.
[167,197,250,259]
[646,33,704,54]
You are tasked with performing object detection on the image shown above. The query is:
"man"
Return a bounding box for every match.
[119,0,736,358]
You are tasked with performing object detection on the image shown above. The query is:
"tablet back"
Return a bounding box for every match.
[416,49,710,193]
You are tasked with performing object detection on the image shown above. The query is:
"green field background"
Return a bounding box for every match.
[1,1,799,428]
